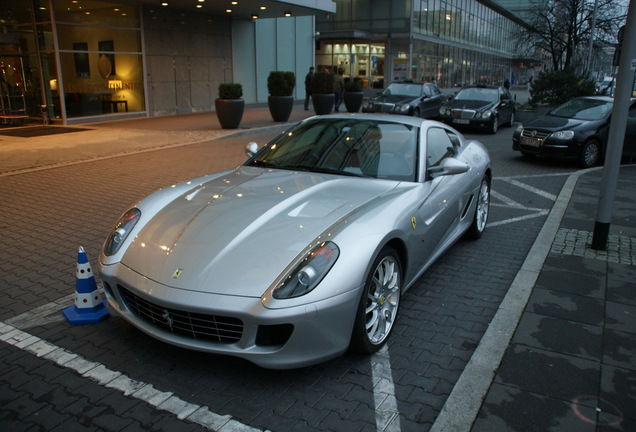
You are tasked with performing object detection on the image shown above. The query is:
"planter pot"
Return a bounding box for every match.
[268,95,294,122]
[215,98,244,129]
[312,93,335,115]
[343,92,364,113]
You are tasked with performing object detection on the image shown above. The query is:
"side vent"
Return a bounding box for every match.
[461,195,474,220]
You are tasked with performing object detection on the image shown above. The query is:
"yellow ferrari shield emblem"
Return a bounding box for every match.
[172,268,183,279]
[411,216,417,230]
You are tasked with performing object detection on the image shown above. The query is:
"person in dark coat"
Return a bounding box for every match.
[304,66,315,110]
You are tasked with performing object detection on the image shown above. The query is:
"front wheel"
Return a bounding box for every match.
[466,176,490,239]
[350,247,402,354]
[507,111,515,127]
[489,117,498,134]
[579,140,601,168]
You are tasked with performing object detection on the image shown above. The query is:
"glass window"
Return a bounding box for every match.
[427,127,456,168]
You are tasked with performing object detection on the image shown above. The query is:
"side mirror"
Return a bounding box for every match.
[245,142,259,157]
[428,157,470,178]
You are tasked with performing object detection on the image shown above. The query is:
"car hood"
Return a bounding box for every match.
[445,99,495,111]
[121,166,398,297]
[370,94,417,105]
[522,115,588,132]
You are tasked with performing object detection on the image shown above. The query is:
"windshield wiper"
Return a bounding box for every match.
[310,167,369,177]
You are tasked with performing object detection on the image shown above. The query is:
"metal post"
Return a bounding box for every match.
[591,0,636,250]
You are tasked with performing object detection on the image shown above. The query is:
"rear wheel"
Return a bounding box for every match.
[466,176,490,239]
[579,140,601,168]
[350,247,402,354]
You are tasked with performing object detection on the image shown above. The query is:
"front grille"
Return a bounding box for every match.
[451,109,476,119]
[372,103,395,113]
[119,285,243,343]
[521,129,550,139]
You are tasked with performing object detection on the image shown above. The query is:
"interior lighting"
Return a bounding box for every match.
[226,9,232,13]
[260,6,267,10]
[251,13,258,19]
[196,4,202,7]
[284,11,292,17]
[161,2,168,6]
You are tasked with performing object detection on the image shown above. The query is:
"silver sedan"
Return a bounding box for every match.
[98,114,491,369]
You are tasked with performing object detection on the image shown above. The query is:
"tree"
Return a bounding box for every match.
[518,0,625,72]
[529,68,596,105]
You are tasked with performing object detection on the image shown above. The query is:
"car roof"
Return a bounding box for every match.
[303,113,428,128]
[461,84,502,90]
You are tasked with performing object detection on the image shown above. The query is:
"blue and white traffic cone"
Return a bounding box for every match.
[63,246,110,325]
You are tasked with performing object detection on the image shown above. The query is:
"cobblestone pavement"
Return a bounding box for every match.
[1,118,633,431]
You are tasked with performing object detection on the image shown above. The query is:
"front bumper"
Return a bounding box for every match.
[98,262,360,369]
[512,135,580,160]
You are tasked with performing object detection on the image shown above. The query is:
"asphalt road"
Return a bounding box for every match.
[1,124,583,431]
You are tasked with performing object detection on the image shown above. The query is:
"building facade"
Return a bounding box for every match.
[315,0,540,89]
[1,0,539,126]
[0,0,332,125]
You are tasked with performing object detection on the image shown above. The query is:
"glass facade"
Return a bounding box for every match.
[0,0,145,124]
[54,0,145,119]
[317,0,534,89]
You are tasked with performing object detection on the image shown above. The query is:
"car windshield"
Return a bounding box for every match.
[454,87,499,103]
[549,99,613,120]
[247,118,418,182]
[381,83,424,97]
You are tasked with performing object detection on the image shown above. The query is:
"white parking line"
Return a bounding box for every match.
[0,321,261,432]
[372,345,401,432]
[5,297,399,432]
[502,178,558,201]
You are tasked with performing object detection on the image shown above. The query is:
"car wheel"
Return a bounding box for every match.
[579,140,601,168]
[466,176,490,239]
[507,111,515,127]
[489,117,498,134]
[350,247,402,354]
[413,108,421,118]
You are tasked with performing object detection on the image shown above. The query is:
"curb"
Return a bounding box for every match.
[430,167,599,432]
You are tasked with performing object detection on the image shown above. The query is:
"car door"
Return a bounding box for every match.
[498,88,514,124]
[409,126,465,271]
[416,84,442,119]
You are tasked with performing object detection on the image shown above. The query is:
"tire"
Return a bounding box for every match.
[350,247,402,354]
[466,176,490,239]
[579,140,601,168]
[489,117,498,134]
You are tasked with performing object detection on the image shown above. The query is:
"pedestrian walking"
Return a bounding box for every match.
[334,69,345,112]
[304,66,314,110]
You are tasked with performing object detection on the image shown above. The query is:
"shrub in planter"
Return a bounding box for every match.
[267,71,296,122]
[529,68,596,107]
[343,80,364,113]
[311,71,335,115]
[215,83,244,129]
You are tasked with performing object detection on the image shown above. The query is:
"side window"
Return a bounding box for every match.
[423,85,433,97]
[426,127,456,169]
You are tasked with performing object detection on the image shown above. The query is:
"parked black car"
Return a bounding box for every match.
[439,85,515,134]
[362,81,445,119]
[512,96,636,168]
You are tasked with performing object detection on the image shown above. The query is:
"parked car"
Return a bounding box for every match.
[362,81,446,119]
[512,96,636,168]
[439,85,516,134]
[98,114,492,369]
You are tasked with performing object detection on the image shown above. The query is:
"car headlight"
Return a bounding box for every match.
[480,110,492,119]
[363,101,371,109]
[273,242,339,299]
[550,130,575,140]
[104,208,141,256]
[399,104,410,113]
[439,107,447,115]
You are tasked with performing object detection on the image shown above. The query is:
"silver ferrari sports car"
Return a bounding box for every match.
[98,114,491,369]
